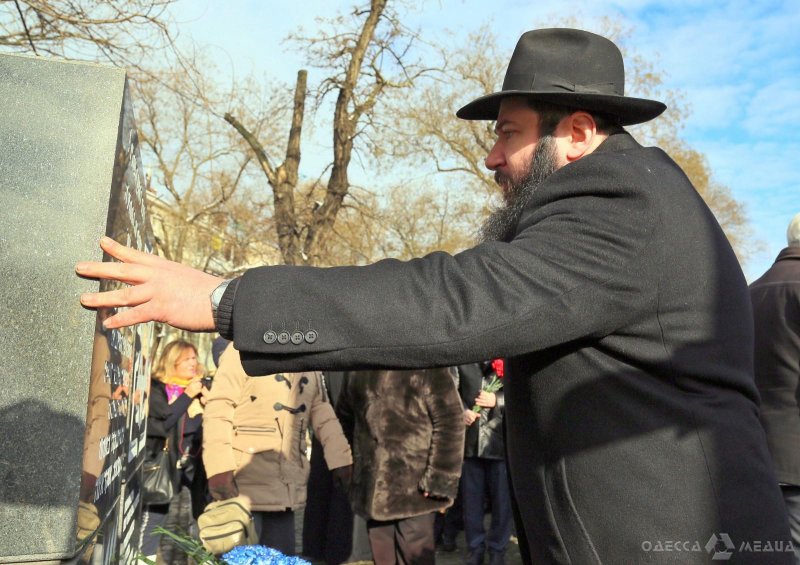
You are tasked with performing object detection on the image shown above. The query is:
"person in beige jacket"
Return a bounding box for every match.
[203,345,352,555]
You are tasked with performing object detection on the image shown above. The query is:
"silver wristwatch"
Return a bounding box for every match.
[210,279,233,314]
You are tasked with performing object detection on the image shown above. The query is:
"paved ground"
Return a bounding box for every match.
[428,527,523,565]
[160,488,523,565]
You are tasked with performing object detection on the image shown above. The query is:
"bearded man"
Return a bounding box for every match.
[78,29,792,563]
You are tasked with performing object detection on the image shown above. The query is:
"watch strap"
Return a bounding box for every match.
[214,278,240,339]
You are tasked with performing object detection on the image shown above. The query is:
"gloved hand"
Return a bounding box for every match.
[208,470,238,501]
[332,464,352,491]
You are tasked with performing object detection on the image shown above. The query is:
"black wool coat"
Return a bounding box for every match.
[335,369,464,521]
[224,132,792,564]
[750,247,800,486]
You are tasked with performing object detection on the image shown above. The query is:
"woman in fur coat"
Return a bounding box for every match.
[336,368,465,565]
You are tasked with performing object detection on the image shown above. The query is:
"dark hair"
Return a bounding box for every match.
[525,99,621,135]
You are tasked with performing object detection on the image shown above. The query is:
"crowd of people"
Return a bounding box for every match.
[139,338,511,565]
[77,27,800,565]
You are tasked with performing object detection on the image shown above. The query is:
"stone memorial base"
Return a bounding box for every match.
[0,53,153,563]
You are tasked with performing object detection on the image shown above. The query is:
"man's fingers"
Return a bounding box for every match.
[102,305,160,329]
[76,237,222,332]
[80,284,152,310]
[76,260,153,285]
[99,236,161,266]
[75,238,162,281]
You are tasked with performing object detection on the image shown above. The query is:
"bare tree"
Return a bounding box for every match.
[132,58,289,274]
[223,0,436,266]
[316,181,480,265]
[381,26,501,204]
[0,0,174,66]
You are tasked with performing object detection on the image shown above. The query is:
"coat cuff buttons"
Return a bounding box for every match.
[263,328,318,345]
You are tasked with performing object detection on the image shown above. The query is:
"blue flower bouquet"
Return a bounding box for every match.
[223,545,310,565]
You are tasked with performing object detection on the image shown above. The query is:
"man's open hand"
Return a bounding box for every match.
[76,237,223,331]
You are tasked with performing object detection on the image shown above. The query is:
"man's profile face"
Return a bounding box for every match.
[486,97,547,203]
[479,96,562,243]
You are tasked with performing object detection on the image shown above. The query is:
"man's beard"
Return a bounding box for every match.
[479,135,560,243]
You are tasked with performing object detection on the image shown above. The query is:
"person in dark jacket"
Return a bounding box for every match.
[457,362,512,565]
[140,340,208,562]
[303,371,373,565]
[79,28,794,563]
[336,369,464,565]
[750,212,800,562]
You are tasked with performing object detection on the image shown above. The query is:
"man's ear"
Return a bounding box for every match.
[560,112,597,162]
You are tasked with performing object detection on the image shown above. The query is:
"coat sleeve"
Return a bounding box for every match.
[202,345,245,478]
[230,153,659,375]
[309,372,352,471]
[146,383,169,438]
[418,368,465,499]
[163,393,193,431]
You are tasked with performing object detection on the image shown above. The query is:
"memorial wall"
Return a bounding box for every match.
[0,53,154,564]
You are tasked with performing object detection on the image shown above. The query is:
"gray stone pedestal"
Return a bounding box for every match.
[0,53,153,564]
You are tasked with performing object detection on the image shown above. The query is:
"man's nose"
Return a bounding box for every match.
[485,142,505,171]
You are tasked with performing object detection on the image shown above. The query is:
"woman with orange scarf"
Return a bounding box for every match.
[139,340,209,562]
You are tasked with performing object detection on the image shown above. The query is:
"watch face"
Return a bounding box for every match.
[211,280,230,309]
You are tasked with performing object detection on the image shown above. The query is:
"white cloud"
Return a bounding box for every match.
[682,84,751,131]
[744,79,800,137]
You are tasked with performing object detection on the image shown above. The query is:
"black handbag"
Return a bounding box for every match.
[142,438,174,506]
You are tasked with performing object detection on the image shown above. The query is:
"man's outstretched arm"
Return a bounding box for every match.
[76,236,223,331]
[77,161,655,375]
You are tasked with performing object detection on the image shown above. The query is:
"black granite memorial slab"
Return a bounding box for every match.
[0,53,154,564]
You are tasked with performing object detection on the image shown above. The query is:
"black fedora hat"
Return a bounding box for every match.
[457,28,666,126]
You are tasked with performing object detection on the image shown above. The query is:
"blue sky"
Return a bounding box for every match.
[170,0,799,280]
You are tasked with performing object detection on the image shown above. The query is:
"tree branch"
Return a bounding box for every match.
[223,112,278,186]
[13,0,38,54]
